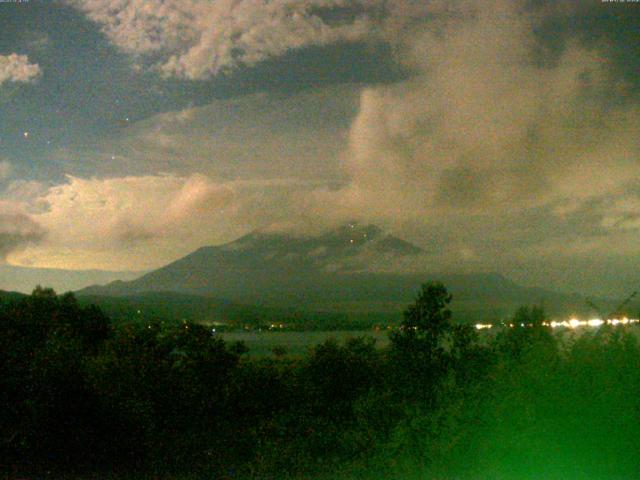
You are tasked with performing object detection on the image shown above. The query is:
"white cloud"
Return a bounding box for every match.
[7,174,232,269]
[43,174,230,237]
[68,0,374,79]
[0,54,41,85]
[7,173,329,270]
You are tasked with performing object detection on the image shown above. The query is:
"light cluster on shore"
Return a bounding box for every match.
[475,318,640,330]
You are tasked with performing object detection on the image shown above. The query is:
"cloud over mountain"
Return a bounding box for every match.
[328,0,639,271]
[8,174,234,269]
[7,172,338,271]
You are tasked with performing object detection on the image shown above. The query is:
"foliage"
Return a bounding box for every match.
[2,286,640,480]
[388,282,456,402]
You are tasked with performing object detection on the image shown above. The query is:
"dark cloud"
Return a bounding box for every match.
[436,167,490,208]
[0,213,45,261]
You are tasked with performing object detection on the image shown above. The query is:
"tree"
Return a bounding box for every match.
[0,287,113,470]
[389,282,454,400]
[306,336,380,419]
[495,305,557,362]
[391,281,453,355]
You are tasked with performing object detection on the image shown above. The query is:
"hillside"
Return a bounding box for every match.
[77,224,619,324]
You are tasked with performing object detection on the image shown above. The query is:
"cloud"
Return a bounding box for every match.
[327,0,639,261]
[0,161,11,180]
[56,85,358,181]
[6,174,232,269]
[601,196,640,232]
[68,0,375,79]
[7,173,328,270]
[38,173,232,241]
[6,85,359,270]
[0,210,46,261]
[7,0,638,297]
[0,178,48,261]
[0,54,41,85]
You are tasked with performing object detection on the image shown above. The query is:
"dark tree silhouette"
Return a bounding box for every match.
[389,282,454,401]
[391,281,453,354]
[494,305,558,365]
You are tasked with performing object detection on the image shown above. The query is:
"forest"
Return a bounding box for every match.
[1,283,640,479]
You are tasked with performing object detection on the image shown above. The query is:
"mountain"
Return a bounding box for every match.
[77,224,612,323]
[0,289,28,303]
[0,264,143,295]
[78,223,424,299]
[75,223,431,327]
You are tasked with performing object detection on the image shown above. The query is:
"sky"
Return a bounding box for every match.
[0,0,638,297]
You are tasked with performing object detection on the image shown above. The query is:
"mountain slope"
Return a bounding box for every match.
[78,224,424,298]
[77,224,609,322]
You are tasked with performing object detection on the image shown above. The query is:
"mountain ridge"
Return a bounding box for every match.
[74,224,612,323]
[78,223,427,297]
